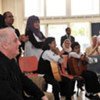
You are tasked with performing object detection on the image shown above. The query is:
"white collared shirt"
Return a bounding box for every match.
[42,50,62,63]
[69,52,82,59]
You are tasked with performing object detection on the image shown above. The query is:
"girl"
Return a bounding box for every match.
[24,15,46,60]
[69,42,100,99]
[38,37,74,100]
[61,37,72,55]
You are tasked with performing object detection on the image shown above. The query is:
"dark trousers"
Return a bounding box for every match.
[44,75,74,100]
[81,70,100,93]
[24,96,41,100]
[59,76,74,100]
[44,75,60,100]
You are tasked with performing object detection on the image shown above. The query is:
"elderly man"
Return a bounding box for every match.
[0,27,48,100]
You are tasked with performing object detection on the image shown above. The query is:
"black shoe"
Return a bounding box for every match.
[85,93,100,100]
[70,91,76,96]
[79,87,84,91]
[71,91,76,96]
[65,97,71,100]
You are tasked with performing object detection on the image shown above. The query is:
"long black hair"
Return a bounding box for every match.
[42,37,55,51]
[0,14,5,29]
[25,15,45,40]
[71,42,80,51]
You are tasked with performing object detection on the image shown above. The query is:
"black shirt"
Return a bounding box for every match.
[0,52,44,100]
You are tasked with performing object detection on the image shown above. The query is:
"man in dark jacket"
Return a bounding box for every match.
[61,27,75,47]
[0,27,48,100]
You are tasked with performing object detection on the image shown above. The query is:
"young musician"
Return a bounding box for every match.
[61,37,72,55]
[69,42,100,99]
[38,37,74,100]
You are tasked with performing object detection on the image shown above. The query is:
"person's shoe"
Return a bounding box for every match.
[65,96,71,100]
[79,87,84,91]
[71,91,76,96]
[85,93,100,100]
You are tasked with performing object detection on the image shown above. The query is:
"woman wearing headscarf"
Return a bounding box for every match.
[24,15,46,60]
[61,37,72,55]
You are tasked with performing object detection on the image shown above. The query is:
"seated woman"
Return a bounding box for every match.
[37,37,74,100]
[61,37,76,93]
[61,37,72,55]
[69,42,100,99]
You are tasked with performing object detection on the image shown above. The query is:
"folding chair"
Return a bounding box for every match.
[19,56,54,100]
[19,56,38,78]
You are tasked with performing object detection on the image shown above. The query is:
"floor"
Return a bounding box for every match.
[61,87,89,100]
[72,83,89,100]
[47,83,90,100]
[72,90,89,100]
[46,74,100,100]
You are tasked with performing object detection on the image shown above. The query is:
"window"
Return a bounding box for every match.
[48,24,67,49]
[40,25,46,36]
[70,22,91,52]
[71,0,99,16]
[24,0,44,17]
[46,0,66,17]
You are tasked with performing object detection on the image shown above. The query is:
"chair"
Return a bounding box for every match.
[19,56,54,100]
[19,56,38,77]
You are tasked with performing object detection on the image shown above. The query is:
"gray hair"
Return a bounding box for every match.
[0,27,15,43]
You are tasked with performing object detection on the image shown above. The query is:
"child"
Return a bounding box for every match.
[69,42,100,99]
[38,37,74,100]
[61,37,72,55]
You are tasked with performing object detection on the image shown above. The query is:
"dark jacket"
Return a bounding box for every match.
[61,35,75,47]
[25,30,45,49]
[0,52,44,100]
[38,53,54,78]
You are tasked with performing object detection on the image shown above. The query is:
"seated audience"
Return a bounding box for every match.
[0,27,48,100]
[68,42,100,99]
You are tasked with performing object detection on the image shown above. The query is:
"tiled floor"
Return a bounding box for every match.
[72,90,89,100]
[71,84,89,100]
[47,84,90,100]
[61,89,89,100]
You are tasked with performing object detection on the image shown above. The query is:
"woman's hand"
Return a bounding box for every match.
[53,47,62,56]
[41,95,48,100]
[19,35,29,42]
[60,70,74,80]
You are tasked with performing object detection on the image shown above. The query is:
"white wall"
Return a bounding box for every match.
[0,0,2,13]
[2,0,25,34]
